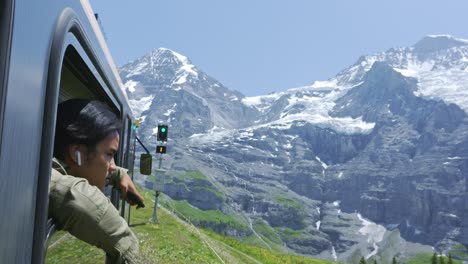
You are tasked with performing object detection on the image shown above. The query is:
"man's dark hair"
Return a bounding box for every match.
[54,99,121,159]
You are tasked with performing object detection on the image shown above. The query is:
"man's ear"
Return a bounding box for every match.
[68,144,82,165]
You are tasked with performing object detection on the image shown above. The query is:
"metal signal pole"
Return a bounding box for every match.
[149,125,168,223]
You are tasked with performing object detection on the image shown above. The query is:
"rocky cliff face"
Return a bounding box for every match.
[121,35,468,262]
[328,61,467,239]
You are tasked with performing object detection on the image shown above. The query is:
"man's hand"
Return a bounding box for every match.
[119,174,145,207]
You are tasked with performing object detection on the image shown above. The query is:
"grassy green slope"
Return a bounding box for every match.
[46,189,335,264]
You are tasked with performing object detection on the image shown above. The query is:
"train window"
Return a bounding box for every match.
[46,44,122,262]
[30,2,134,262]
[60,45,105,102]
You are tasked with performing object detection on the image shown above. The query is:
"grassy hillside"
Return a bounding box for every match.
[46,189,335,264]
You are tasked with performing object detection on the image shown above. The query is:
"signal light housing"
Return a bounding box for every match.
[132,119,140,131]
[157,125,168,141]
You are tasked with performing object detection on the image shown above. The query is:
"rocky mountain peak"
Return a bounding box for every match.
[365,61,402,79]
[362,61,415,94]
[118,47,199,91]
[413,35,468,55]
[153,48,193,64]
[331,35,468,113]
[119,48,261,139]
[134,47,195,71]
[332,62,417,122]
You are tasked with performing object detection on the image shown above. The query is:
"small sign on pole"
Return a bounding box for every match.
[150,169,166,223]
[156,145,166,154]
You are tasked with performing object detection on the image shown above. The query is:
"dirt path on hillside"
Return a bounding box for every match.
[161,207,263,264]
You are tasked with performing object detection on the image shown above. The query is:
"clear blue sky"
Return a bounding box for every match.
[91,0,468,96]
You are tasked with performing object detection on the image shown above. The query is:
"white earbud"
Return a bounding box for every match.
[75,150,82,166]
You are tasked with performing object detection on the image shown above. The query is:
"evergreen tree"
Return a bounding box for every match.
[374,260,377,264]
[392,256,397,264]
[448,253,454,264]
[359,256,367,264]
[431,252,438,264]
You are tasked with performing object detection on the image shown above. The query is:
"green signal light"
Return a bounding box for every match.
[157,125,168,141]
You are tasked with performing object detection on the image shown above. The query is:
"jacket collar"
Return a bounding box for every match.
[52,158,68,175]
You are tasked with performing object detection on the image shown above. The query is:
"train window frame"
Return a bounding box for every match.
[119,117,130,219]
[0,0,14,148]
[59,37,120,108]
[34,7,126,262]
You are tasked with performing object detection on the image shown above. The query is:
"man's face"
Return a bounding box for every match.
[75,132,120,190]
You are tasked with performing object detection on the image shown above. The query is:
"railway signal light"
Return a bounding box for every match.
[157,125,168,141]
[132,119,140,130]
[156,146,166,154]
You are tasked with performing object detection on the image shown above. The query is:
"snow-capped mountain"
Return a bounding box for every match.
[335,35,468,110]
[119,48,258,140]
[120,35,468,263]
[240,35,468,134]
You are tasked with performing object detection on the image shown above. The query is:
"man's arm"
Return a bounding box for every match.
[49,171,139,263]
[107,167,145,205]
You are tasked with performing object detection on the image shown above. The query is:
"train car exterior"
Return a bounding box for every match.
[0,0,137,263]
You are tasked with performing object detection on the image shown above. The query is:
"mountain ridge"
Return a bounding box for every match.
[120,35,468,262]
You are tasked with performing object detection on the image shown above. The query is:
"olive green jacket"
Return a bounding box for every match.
[48,158,139,264]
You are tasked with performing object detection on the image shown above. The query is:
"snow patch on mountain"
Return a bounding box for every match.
[331,247,338,262]
[242,80,340,110]
[129,95,154,117]
[243,82,375,135]
[189,111,374,145]
[426,34,468,43]
[163,103,177,116]
[242,93,282,112]
[411,68,468,111]
[152,126,159,136]
[274,108,374,135]
[316,156,328,169]
[190,126,234,143]
[125,62,148,78]
[151,47,200,85]
[124,80,138,93]
[173,64,198,84]
[357,213,386,259]
[310,79,340,90]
